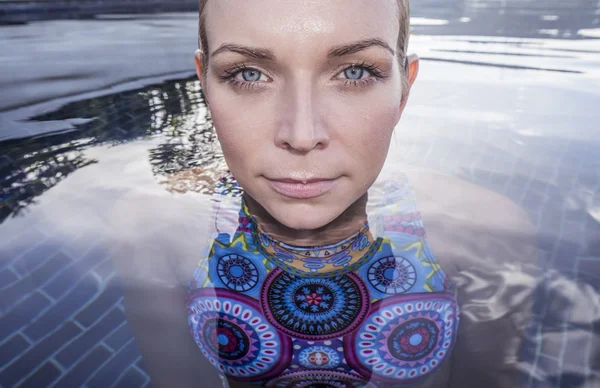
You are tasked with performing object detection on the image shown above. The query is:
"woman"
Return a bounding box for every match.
[111,0,539,386]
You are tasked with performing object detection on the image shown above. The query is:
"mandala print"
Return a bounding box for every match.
[265,369,376,388]
[187,288,291,382]
[215,254,260,292]
[359,240,436,299]
[344,293,458,384]
[298,346,341,369]
[261,269,370,340]
[367,255,417,295]
[208,237,267,298]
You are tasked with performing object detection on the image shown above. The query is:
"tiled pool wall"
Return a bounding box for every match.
[1,26,600,388]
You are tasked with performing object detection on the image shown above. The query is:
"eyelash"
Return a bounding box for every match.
[217,61,386,91]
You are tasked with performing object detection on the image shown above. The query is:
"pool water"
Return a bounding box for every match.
[1,1,600,387]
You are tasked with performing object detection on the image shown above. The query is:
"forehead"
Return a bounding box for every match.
[204,0,400,58]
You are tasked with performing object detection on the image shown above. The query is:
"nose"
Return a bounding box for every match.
[274,76,330,152]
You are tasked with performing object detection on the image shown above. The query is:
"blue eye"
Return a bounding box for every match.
[344,66,365,80]
[242,69,262,82]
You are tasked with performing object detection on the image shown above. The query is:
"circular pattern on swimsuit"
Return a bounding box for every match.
[366,255,417,295]
[208,246,267,298]
[187,288,292,382]
[298,346,341,369]
[265,369,375,388]
[215,253,260,292]
[343,293,457,384]
[261,269,369,340]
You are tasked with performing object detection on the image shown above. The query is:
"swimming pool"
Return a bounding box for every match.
[1,1,599,387]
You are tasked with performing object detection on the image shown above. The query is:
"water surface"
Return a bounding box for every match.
[1,1,599,387]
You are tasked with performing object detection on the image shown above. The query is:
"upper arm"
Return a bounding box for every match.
[109,191,222,387]
[403,169,541,387]
[404,169,538,273]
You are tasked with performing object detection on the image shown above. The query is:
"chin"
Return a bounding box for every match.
[264,200,347,231]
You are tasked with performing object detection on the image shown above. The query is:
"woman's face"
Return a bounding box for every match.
[197,0,416,230]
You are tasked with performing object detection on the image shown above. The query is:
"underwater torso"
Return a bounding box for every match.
[186,173,459,387]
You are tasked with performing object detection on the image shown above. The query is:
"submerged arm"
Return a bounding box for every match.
[110,191,223,387]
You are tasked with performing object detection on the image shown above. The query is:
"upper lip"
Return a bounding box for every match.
[267,177,337,184]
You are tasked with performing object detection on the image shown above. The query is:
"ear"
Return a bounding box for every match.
[406,53,419,89]
[194,49,209,104]
[398,54,420,114]
[194,49,204,83]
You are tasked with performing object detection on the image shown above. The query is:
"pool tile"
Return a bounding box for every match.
[0,334,30,368]
[0,251,73,312]
[74,276,124,327]
[561,328,595,377]
[0,322,80,387]
[0,274,34,312]
[30,251,73,288]
[87,340,142,388]
[136,358,149,376]
[42,244,108,300]
[92,258,117,281]
[24,275,99,341]
[56,308,125,367]
[114,366,147,388]
[12,238,65,276]
[104,322,134,352]
[0,291,51,341]
[0,268,18,289]
[0,226,47,259]
[53,345,113,388]
[18,361,62,388]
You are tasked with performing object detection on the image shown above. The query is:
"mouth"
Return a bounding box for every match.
[265,177,340,199]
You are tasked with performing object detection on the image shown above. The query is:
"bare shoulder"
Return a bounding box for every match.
[400,170,541,387]
[402,168,538,274]
[109,187,212,288]
[108,188,224,387]
[404,168,534,233]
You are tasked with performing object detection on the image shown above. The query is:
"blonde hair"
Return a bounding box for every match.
[198,0,411,91]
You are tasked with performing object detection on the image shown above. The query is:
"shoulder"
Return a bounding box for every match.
[401,167,538,274]
[108,187,226,387]
[400,169,541,386]
[109,186,213,289]
[404,168,534,232]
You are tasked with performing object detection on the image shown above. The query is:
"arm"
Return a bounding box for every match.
[119,261,222,387]
[424,173,600,387]
[404,169,540,387]
[109,191,224,388]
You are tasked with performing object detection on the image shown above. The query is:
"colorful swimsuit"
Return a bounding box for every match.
[187,172,459,387]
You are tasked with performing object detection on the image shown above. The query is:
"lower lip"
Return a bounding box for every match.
[267,178,339,199]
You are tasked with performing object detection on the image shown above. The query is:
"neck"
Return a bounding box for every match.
[243,193,369,247]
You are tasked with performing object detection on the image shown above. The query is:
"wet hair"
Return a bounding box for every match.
[198,0,411,92]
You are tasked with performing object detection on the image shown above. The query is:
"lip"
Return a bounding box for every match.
[266,177,339,199]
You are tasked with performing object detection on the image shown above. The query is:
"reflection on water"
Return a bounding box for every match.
[0,2,599,387]
[411,0,600,39]
[0,78,222,224]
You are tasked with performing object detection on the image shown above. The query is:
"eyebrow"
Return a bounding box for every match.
[327,38,395,58]
[210,38,396,60]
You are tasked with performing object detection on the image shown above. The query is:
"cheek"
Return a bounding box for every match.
[208,90,275,170]
[328,88,400,163]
